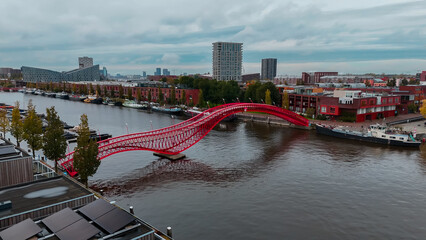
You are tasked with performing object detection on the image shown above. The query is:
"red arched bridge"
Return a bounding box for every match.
[59,103,309,176]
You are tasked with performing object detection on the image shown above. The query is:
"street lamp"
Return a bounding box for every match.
[249,97,253,103]
[236,97,240,103]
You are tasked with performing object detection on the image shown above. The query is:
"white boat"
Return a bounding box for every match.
[123,100,147,109]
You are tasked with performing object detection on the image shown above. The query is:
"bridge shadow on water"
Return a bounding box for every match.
[90,125,309,196]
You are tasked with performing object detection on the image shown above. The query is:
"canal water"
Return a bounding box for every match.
[2,92,426,240]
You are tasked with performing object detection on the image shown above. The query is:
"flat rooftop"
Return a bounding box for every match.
[0,176,92,219]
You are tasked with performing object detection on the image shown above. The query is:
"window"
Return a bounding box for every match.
[330,107,335,113]
[321,106,327,113]
[382,99,386,104]
[395,98,399,103]
[389,98,393,103]
[369,100,374,105]
[361,100,367,106]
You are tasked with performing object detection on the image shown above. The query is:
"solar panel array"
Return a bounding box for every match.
[79,199,136,234]
[42,207,100,240]
[0,218,42,240]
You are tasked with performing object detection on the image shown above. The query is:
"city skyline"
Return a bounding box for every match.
[1,0,426,75]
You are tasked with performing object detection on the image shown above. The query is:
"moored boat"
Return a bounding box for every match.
[315,124,421,148]
[123,100,148,109]
[151,105,182,115]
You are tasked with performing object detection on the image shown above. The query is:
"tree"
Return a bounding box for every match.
[73,114,100,188]
[127,87,133,100]
[171,86,176,105]
[408,103,418,113]
[96,84,102,96]
[401,78,408,86]
[118,85,124,99]
[365,80,371,87]
[158,87,164,104]
[43,107,67,172]
[23,101,43,158]
[306,108,316,118]
[0,108,9,138]
[137,88,142,102]
[265,89,272,105]
[198,89,206,108]
[421,100,426,118]
[110,87,115,98]
[282,91,289,109]
[387,78,396,87]
[180,90,186,105]
[148,89,152,102]
[10,101,24,147]
[103,86,108,97]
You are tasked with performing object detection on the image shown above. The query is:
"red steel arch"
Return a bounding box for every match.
[59,103,309,176]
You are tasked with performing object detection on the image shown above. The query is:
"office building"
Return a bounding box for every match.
[261,58,277,80]
[143,71,146,78]
[155,68,161,76]
[212,42,243,81]
[163,68,170,76]
[78,56,93,69]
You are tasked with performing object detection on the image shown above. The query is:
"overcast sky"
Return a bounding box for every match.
[1,0,426,75]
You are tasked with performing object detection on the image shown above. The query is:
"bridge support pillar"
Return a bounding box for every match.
[153,152,186,161]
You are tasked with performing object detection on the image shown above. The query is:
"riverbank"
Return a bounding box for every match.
[236,112,425,132]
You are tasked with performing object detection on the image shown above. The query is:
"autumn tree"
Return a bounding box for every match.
[96,84,102,96]
[282,91,289,110]
[171,85,176,105]
[118,85,124,99]
[198,89,206,108]
[158,87,164,104]
[127,87,133,100]
[42,106,67,172]
[73,114,100,188]
[180,90,186,105]
[0,108,9,138]
[10,101,24,146]
[265,89,272,105]
[137,88,142,102]
[421,100,426,118]
[110,88,115,98]
[23,101,43,158]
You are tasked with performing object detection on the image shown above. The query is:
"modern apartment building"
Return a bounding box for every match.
[21,65,100,82]
[261,58,277,80]
[78,56,93,69]
[212,42,243,81]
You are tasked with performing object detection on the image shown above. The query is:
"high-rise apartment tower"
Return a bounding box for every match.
[261,58,277,80]
[212,42,243,81]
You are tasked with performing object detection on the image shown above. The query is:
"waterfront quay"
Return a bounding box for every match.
[1,92,426,239]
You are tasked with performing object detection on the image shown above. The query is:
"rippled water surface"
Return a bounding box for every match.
[2,92,426,240]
